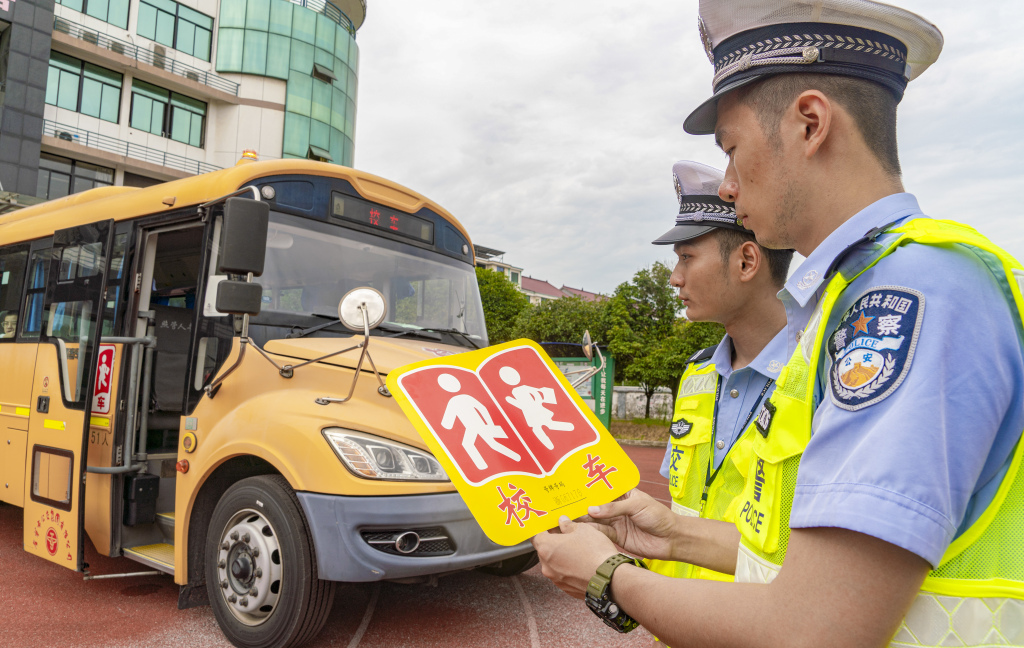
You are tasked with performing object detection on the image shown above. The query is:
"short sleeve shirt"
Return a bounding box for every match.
[780,193,1024,566]
[659,330,787,479]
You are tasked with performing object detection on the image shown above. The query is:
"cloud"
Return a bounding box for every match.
[353,1,1024,293]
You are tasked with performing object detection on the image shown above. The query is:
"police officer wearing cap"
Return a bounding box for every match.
[533,2,1024,646]
[645,160,792,583]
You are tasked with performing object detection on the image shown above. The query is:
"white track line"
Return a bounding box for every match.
[513,575,541,648]
[346,582,381,648]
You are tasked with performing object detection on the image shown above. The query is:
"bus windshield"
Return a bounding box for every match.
[255,212,487,347]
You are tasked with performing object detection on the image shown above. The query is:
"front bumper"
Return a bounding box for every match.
[297,491,534,582]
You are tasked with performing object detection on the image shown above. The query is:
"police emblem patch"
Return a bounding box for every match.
[827,286,924,411]
[754,400,775,438]
[670,417,693,439]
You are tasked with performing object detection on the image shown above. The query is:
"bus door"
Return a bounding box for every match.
[23,220,115,571]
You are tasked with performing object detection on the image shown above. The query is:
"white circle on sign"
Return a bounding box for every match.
[499,366,521,386]
[437,373,462,393]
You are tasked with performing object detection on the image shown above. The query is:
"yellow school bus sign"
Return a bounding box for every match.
[387,339,639,546]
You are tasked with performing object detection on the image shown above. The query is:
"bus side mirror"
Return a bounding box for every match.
[581,330,594,361]
[216,280,263,316]
[218,197,270,276]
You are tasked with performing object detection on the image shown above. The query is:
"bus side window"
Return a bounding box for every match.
[0,246,28,341]
[21,248,51,339]
[102,233,129,337]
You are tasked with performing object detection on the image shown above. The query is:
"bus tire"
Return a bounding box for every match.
[205,475,336,648]
[475,550,539,577]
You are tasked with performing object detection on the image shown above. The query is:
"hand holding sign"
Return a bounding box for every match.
[388,340,639,545]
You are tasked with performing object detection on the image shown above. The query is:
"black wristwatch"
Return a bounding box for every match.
[584,553,647,633]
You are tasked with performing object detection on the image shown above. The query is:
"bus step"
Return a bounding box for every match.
[123,543,175,575]
[156,511,175,541]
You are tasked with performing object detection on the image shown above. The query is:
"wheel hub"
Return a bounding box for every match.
[216,509,283,626]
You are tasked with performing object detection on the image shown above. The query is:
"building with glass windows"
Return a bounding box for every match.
[0,0,364,202]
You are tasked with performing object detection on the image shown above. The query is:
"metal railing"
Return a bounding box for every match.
[44,119,221,176]
[53,16,240,96]
[289,0,357,35]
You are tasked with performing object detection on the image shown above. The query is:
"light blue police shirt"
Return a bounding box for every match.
[780,193,1024,567]
[659,329,787,479]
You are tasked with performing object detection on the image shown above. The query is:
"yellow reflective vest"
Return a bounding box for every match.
[733,219,1024,647]
[649,350,761,582]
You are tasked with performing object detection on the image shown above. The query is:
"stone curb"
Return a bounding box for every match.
[614,438,668,448]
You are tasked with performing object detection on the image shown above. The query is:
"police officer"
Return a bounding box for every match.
[533,1,1024,646]
[649,160,792,582]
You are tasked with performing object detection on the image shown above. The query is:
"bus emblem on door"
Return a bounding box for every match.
[45,527,58,556]
[92,345,115,414]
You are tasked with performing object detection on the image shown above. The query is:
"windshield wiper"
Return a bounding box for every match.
[286,313,346,339]
[418,327,481,350]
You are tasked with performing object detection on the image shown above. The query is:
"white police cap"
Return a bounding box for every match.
[653,161,745,245]
[684,0,944,135]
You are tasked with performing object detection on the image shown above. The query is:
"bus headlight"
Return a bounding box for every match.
[322,429,449,482]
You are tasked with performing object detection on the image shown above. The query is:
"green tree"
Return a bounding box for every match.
[624,320,725,418]
[476,267,530,343]
[511,296,607,345]
[604,261,683,380]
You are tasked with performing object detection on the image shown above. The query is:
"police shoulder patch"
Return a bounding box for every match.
[670,417,693,439]
[827,285,925,411]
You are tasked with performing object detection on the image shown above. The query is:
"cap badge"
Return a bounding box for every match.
[698,16,714,63]
[673,173,683,205]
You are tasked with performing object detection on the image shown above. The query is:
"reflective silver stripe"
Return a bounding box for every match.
[891,593,1024,647]
[734,543,780,584]
[670,502,699,517]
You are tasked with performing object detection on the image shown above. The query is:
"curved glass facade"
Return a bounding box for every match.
[216,0,358,166]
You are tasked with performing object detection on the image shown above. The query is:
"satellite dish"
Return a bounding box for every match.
[581,330,593,361]
[338,287,387,332]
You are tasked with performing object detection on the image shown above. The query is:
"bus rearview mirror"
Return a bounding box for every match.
[218,197,270,277]
[339,287,387,332]
[582,330,593,361]
[216,280,264,316]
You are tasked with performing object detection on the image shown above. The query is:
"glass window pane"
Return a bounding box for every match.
[49,172,71,199]
[46,66,60,105]
[269,0,292,35]
[290,40,313,74]
[242,29,267,75]
[311,78,330,123]
[137,2,156,40]
[156,11,175,47]
[190,113,203,147]
[100,85,120,122]
[151,101,166,135]
[40,154,73,173]
[314,46,332,69]
[85,0,109,22]
[315,13,333,53]
[179,5,212,29]
[349,39,358,72]
[282,113,309,157]
[309,117,329,149]
[266,34,291,79]
[80,78,102,118]
[194,27,211,61]
[133,79,170,102]
[61,0,84,12]
[176,20,196,56]
[84,63,122,87]
[36,169,50,200]
[285,71,311,116]
[171,92,206,114]
[108,0,129,28]
[148,0,176,13]
[342,135,353,167]
[131,96,153,131]
[331,86,345,130]
[75,161,114,182]
[50,51,80,73]
[245,0,269,31]
[215,27,244,72]
[334,27,349,65]
[329,127,343,168]
[219,0,246,28]
[291,7,315,45]
[57,70,80,111]
[73,176,95,195]
[170,106,191,144]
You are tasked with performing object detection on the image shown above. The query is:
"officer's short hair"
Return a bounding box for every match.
[738,73,901,177]
[714,228,794,288]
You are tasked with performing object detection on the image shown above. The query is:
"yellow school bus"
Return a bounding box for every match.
[0,159,534,647]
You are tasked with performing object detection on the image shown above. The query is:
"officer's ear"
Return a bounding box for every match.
[735,241,761,283]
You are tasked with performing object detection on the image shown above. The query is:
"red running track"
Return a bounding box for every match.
[0,445,669,647]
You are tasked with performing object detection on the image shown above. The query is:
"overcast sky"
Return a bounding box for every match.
[352,1,1024,295]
